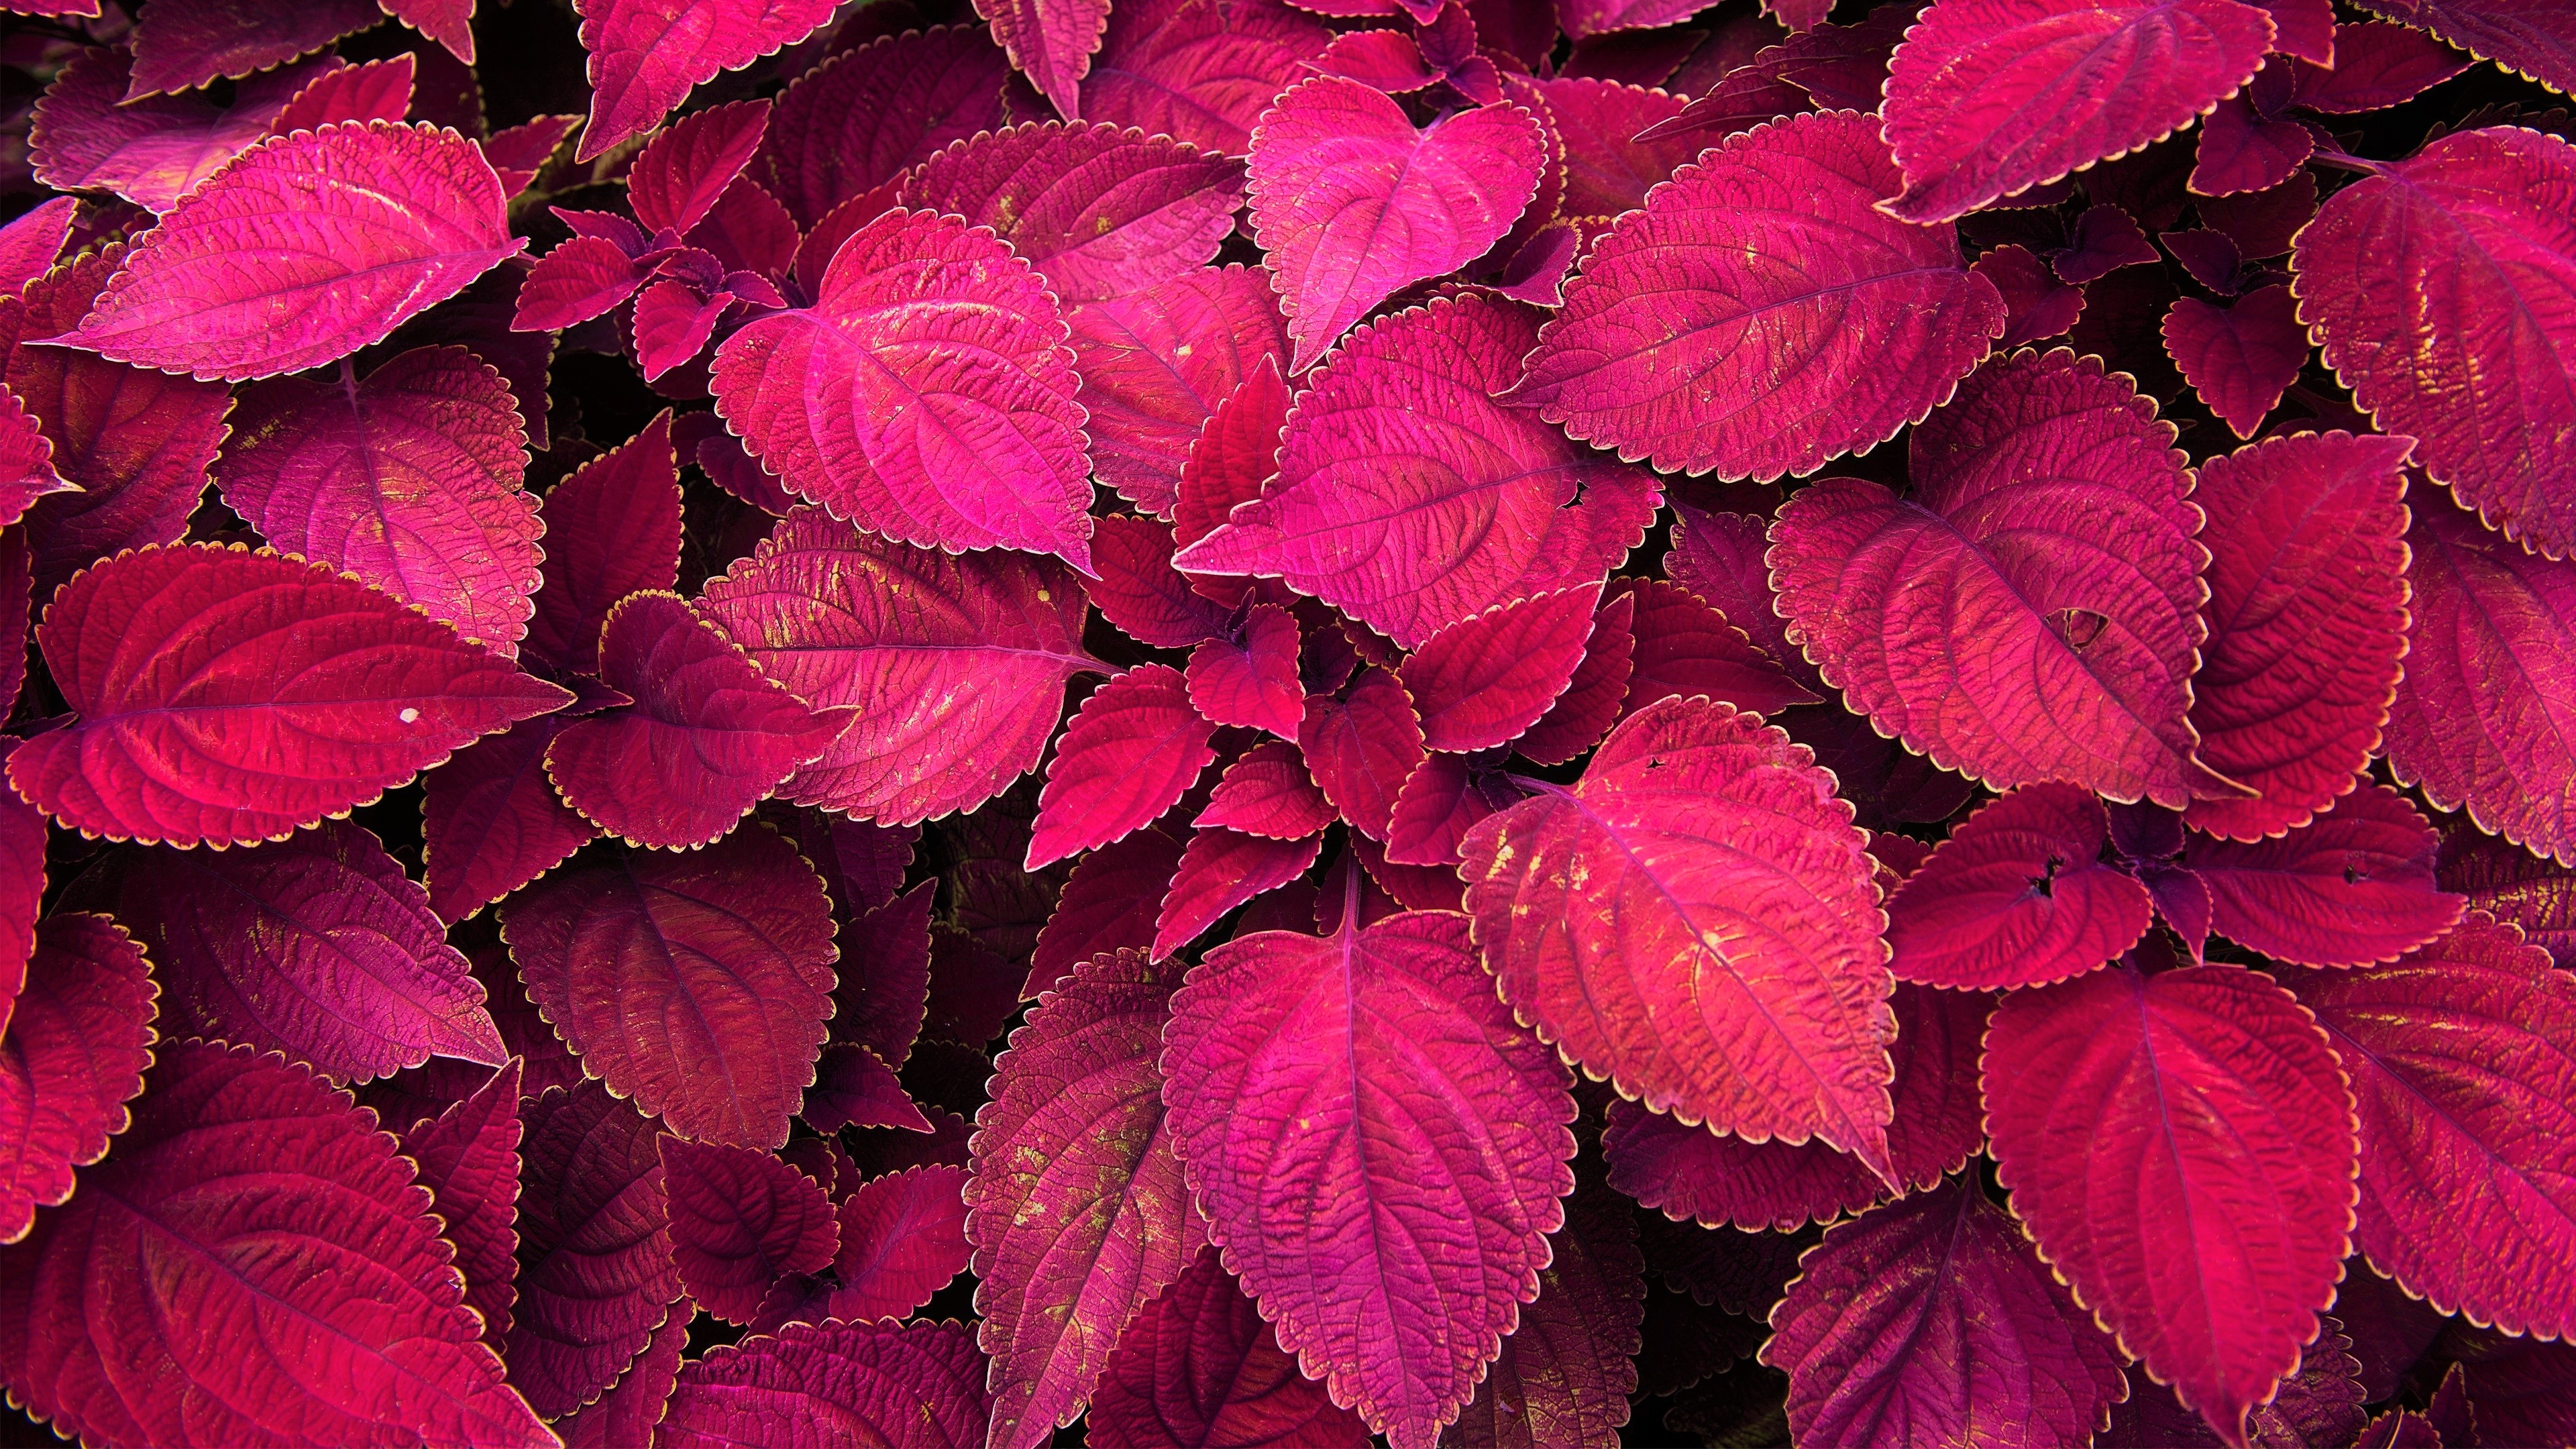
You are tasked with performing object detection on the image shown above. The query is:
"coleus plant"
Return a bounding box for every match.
[0,0,2571,1444]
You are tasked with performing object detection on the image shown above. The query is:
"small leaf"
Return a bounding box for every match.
[1157,828,1323,959]
[1615,577,1819,720]
[2185,782,2465,969]
[1400,586,1599,753]
[0,914,155,1245]
[1297,666,1426,840]
[2163,286,2310,440]
[1886,784,2156,990]
[397,1058,525,1353]
[521,411,686,677]
[659,1138,840,1324]
[826,1164,973,1322]
[423,716,600,924]
[572,0,833,160]
[755,25,1012,229]
[629,100,771,238]
[1028,663,1221,869]
[1088,1246,1369,1448]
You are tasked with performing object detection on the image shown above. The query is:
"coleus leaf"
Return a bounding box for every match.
[1026,828,1185,998]
[1188,604,1305,739]
[1089,514,1233,647]
[1157,827,1322,956]
[1462,694,1898,1175]
[269,52,421,135]
[78,821,508,1083]
[523,411,684,677]
[504,824,838,1150]
[2191,87,2317,198]
[1771,347,2231,808]
[1067,265,1286,517]
[1173,354,1291,552]
[1175,292,1658,649]
[1983,953,2359,1446]
[2439,824,2576,967]
[1515,590,1635,766]
[1540,76,1697,218]
[1087,1245,1369,1448]
[545,592,851,850]
[803,1042,932,1135]
[629,99,771,239]
[1885,783,2157,990]
[506,1080,684,1419]
[2055,205,2164,284]
[28,46,323,214]
[121,0,379,97]
[0,758,39,1030]
[397,1058,523,1357]
[2383,490,2576,866]
[1399,586,1599,754]
[0,197,74,295]
[1762,1177,2129,1449]
[1085,0,1335,156]
[1614,576,1819,720]
[2290,22,2471,113]
[555,1296,692,1449]
[1194,742,1336,840]
[2294,125,2576,556]
[1975,243,2088,346]
[712,207,1095,572]
[1297,665,1426,839]
[1161,908,1578,1449]
[1028,664,1221,869]
[1385,753,1530,868]
[2102,1319,2369,1449]
[571,0,832,161]
[2185,431,2412,841]
[969,948,1208,1448]
[1880,0,2278,223]
[421,715,600,923]
[818,1163,972,1323]
[515,236,649,333]
[1444,1177,1645,1449]
[0,914,154,1246]
[755,25,1011,229]
[831,879,934,1069]
[2182,782,2465,969]
[2163,284,2310,440]
[2351,0,2576,95]
[2288,916,2576,1342]
[977,0,1112,119]
[660,1318,992,1449]
[659,1138,839,1324]
[1507,109,2004,481]
[1245,76,1546,370]
[42,122,523,382]
[215,345,542,656]
[0,1042,553,1447]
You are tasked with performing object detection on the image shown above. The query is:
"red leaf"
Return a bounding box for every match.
[28,46,328,214]
[1173,355,1291,552]
[826,1165,974,1323]
[1156,828,1323,959]
[755,25,1011,229]
[1384,754,1528,868]
[1070,266,1286,517]
[1297,666,1425,840]
[1974,243,2088,347]
[506,1081,684,1419]
[833,879,934,1068]
[1188,604,1305,738]
[659,1138,840,1324]
[422,715,600,924]
[2162,284,2309,439]
[1087,0,1333,154]
[1087,1246,1368,1448]
[1516,590,1637,766]
[572,0,833,160]
[977,0,1113,119]
[2185,782,2465,969]
[1615,576,1819,720]
[0,914,154,1245]
[802,1042,931,1135]
[555,1295,692,1449]
[268,52,419,133]
[1446,1179,1646,1449]
[396,1058,525,1353]
[661,1318,992,1448]
[1029,665,1221,869]
[1885,784,2156,990]
[1540,75,1698,217]
[1026,826,1187,998]
[1088,514,1232,647]
[1399,585,1599,753]
[122,0,378,97]
[1195,741,1338,841]
[629,100,771,239]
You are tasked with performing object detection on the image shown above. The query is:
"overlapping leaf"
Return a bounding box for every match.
[0,914,155,1245]
[572,0,832,160]
[397,1058,525,1354]
[1886,784,2157,989]
[1085,0,1334,155]
[659,1138,839,1324]
[1087,1246,1368,1449]
[1066,266,1285,517]
[659,1318,991,1449]
[755,26,1012,228]
[1028,665,1220,869]
[506,1080,684,1419]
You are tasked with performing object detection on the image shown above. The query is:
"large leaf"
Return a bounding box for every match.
[659,1318,991,1448]
[1504,109,2003,482]
[1886,784,2157,990]
[1246,78,1546,369]
[215,345,541,656]
[504,825,838,1150]
[1880,0,2278,222]
[120,0,377,96]
[969,948,1206,1449]
[2294,126,2576,557]
[80,820,508,1083]
[1460,695,1898,1175]
[2353,1,2576,94]
[1065,265,1285,517]
[506,1080,684,1419]
[1085,0,1334,156]
[2288,916,2576,1342]
[1161,909,1577,1449]
[26,46,323,213]
[1443,1179,1645,1449]
[1771,348,2229,807]
[1983,955,2358,1446]
[1763,1177,2127,1449]
[0,1042,552,1447]
[659,1138,839,1324]
[43,122,523,381]
[10,544,570,847]
[1174,293,1658,649]
[712,207,1095,572]
[754,25,1011,229]
[0,914,155,1246]
[698,508,1101,825]
[1087,1246,1368,1448]
[396,1059,524,1355]
[571,0,833,160]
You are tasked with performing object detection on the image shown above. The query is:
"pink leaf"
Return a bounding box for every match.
[1087,1246,1369,1448]
[2101,1319,2368,1448]
[1161,909,1577,1449]
[504,826,837,1150]
[661,1318,992,1449]
[756,25,1012,229]
[1027,827,1187,997]
[2163,284,2309,439]
[480,115,582,195]
[422,718,601,924]
[1507,109,2004,480]
[2055,204,2164,284]
[1085,0,1334,156]
[2438,824,2576,968]
[1067,265,1286,516]
[1540,76,1699,217]
[1880,0,2278,223]
[523,411,685,676]
[2185,431,2412,841]
[824,1164,973,1322]
[2294,21,2470,110]
[1028,664,1221,868]
[1157,828,1324,959]
[396,1058,525,1353]
[1442,1179,1642,1449]
[547,592,851,850]
[659,1138,840,1324]
[1297,666,1425,840]
[977,0,1112,117]
[2383,491,2576,866]
[1189,604,1305,738]
[1384,753,1529,867]
[1176,293,1658,649]
[1762,1178,2129,1449]
[514,236,649,331]
[1556,0,1696,41]
[0,197,75,296]
[1515,590,1636,766]
[2185,782,2465,968]
[1974,243,2088,346]
[122,0,380,97]
[0,1043,551,1447]
[1615,576,1819,720]
[506,1081,684,1419]
[1173,354,1291,551]
[1460,695,1898,1176]
[268,53,419,133]
[2190,93,2317,197]
[78,820,507,1083]
[29,46,324,214]
[2349,0,2576,105]
[1089,514,1232,647]
[712,207,1094,572]
[43,122,523,382]
[1246,77,1545,369]
[1195,742,1336,840]
[572,0,834,161]
[1770,348,2230,808]
[0,914,154,1246]
[629,99,771,238]
[1886,784,2156,990]
[1983,955,2358,1447]
[1400,585,1599,753]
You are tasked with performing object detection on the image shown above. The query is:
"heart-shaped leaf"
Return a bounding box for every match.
[1886,784,2157,990]
[659,1138,839,1324]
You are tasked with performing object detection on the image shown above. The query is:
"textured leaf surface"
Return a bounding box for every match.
[1189,606,1305,739]
[1297,666,1426,840]
[0,914,154,1246]
[554,1295,690,1449]
[660,1318,991,1449]
[1029,664,1220,869]
[506,826,837,1150]
[802,1042,930,1136]
[1086,0,1334,156]
[1886,784,2155,989]
[659,1138,839,1324]
[1026,828,1182,999]
[422,716,598,924]
[396,1058,524,1353]
[28,46,319,213]
[2440,825,2576,967]
[506,1080,683,1419]
[13,544,568,847]
[1401,586,1597,753]
[523,412,686,676]
[1461,696,1896,1173]
[1066,266,1285,516]
[1173,357,1290,552]
[1157,828,1324,958]
[1615,577,1819,720]
[755,26,1011,228]
[629,100,769,238]
[572,0,833,160]
[1983,957,2359,1446]
[0,1042,551,1448]
[822,1164,972,1322]
[1162,909,1576,1449]
[2351,1,2576,94]
[1195,743,1336,839]
[2163,285,2309,440]
[1443,1179,1644,1449]
[979,0,1112,119]
[1088,1246,1369,1449]
[2185,784,2464,968]
[121,0,376,95]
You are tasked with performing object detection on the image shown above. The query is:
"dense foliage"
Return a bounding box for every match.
[0,0,2571,1446]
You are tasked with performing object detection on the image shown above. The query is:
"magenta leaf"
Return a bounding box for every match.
[1175,293,1658,648]
[523,412,684,676]
[1189,604,1305,739]
[2292,22,2472,111]
[1161,908,1576,1449]
[1173,354,1291,551]
[977,0,1112,118]
[821,1163,973,1322]
[2163,284,2310,440]
[1086,0,1333,156]
[1445,1178,1644,1449]
[0,1042,552,1447]
[2383,491,2576,865]
[804,1042,932,1135]
[1384,753,1529,867]
[44,122,523,382]
[629,99,771,238]
[396,1058,523,1354]
[515,235,649,332]
[969,949,1206,1447]
[572,0,830,160]
[121,0,379,97]
[1509,110,2002,480]
[1297,665,1426,840]
[28,46,325,214]
[661,1318,991,1449]
[1246,77,1545,369]
[1089,514,1232,647]
[0,197,74,294]
[1975,243,2088,346]
[546,592,850,850]
[659,1138,839,1324]
[1067,265,1286,516]
[505,824,837,1150]
[1540,76,1697,217]
[1027,827,1186,997]
[830,879,934,1069]
[0,914,154,1245]
[712,207,1095,572]
[0,762,38,1029]
[2055,205,2165,285]
[756,25,1010,228]
[1028,664,1220,869]
[1763,1177,2128,1449]
[1886,783,2156,990]
[2296,126,2576,555]
[1399,586,1599,753]
[1195,742,1336,840]
[1088,1245,1369,1448]
[1881,0,2278,223]
[2184,783,2466,969]
[1157,828,1324,958]
[422,716,600,923]
[1983,955,2358,1446]
[2102,1320,2368,1448]
[480,115,582,195]
[2190,90,2317,198]
[506,1080,684,1419]
[1772,348,2231,807]
[1515,590,1636,766]
[1462,695,1897,1174]
[2439,825,2576,967]
[555,1295,692,1449]
[266,52,419,133]
[2351,1,2576,94]
[82,820,506,1083]
[1615,576,1819,720]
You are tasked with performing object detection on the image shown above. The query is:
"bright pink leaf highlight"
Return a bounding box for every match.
[1886,783,2155,990]
[1297,666,1426,840]
[1173,356,1291,553]
[979,0,1112,119]
[1087,1246,1369,1449]
[1067,266,1285,517]
[1983,957,2358,1447]
[2184,783,2465,969]
[661,1318,992,1449]
[1246,77,1545,370]
[1028,664,1220,869]
[1400,586,1599,753]
[713,207,1095,572]
[507,1081,684,1419]
[1085,0,1334,156]
[0,914,154,1245]
[396,1059,523,1354]
[629,99,771,238]
[825,1164,973,1322]
[659,1138,840,1324]
[1163,909,1576,1449]
[1157,828,1323,959]
[572,0,833,160]
[422,716,599,923]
